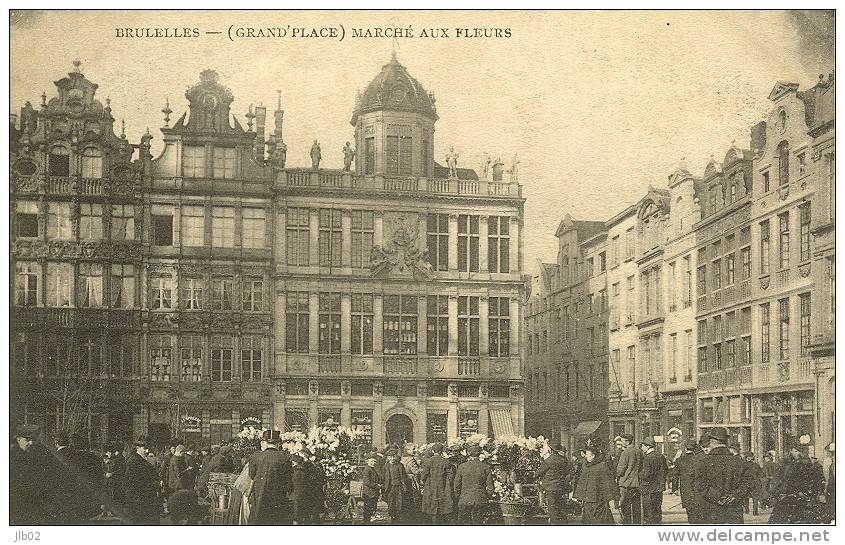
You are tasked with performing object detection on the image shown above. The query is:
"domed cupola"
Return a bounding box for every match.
[350,53,437,178]
[351,52,438,124]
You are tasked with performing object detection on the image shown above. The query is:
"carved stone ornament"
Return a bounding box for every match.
[308,380,319,396]
[341,381,351,396]
[760,276,771,290]
[352,359,368,371]
[492,360,508,375]
[509,384,521,398]
[430,359,445,373]
[373,382,383,397]
[417,382,427,398]
[276,381,286,396]
[798,262,811,278]
[448,384,458,398]
[288,359,306,372]
[370,214,434,280]
[479,383,488,397]
[777,361,790,382]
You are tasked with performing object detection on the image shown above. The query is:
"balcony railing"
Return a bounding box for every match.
[48,176,72,194]
[275,169,522,198]
[318,355,342,373]
[384,356,418,375]
[80,178,103,195]
[458,357,481,376]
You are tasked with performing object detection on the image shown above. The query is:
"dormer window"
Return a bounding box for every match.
[81,147,102,178]
[49,146,69,177]
[182,145,206,178]
[777,141,789,187]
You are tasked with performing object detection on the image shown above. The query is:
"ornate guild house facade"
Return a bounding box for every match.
[10,57,527,448]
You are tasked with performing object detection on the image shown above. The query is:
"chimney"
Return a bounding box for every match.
[274,90,284,143]
[254,105,267,162]
[750,121,767,156]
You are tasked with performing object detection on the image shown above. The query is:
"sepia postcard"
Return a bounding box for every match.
[6,8,837,535]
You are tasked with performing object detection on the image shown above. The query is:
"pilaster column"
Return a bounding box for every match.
[374,212,384,247]
[341,211,352,269]
[308,291,319,354]
[373,382,384,447]
[276,208,286,272]
[341,293,352,354]
[479,215,489,273]
[273,400,285,432]
[448,214,459,271]
[274,292,286,374]
[309,208,319,266]
[373,294,384,355]
[509,216,519,274]
[509,298,520,356]
[480,295,490,356]
[448,295,459,356]
[448,383,459,442]
[417,296,428,354]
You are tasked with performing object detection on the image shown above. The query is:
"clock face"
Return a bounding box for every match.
[201,93,219,111]
[390,86,407,104]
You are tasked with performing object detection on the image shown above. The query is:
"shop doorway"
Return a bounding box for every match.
[385,414,414,446]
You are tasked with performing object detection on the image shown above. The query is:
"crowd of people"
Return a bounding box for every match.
[9,423,836,526]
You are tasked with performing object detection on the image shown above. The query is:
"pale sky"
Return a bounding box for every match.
[10,10,834,275]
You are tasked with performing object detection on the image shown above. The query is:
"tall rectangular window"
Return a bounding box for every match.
[150,277,173,310]
[152,214,173,246]
[670,333,678,379]
[668,261,677,309]
[318,293,342,354]
[47,202,72,240]
[150,335,172,381]
[760,220,770,275]
[799,203,811,262]
[211,335,233,382]
[427,214,449,271]
[286,292,309,353]
[726,339,736,367]
[212,206,234,248]
[779,298,790,360]
[213,147,236,179]
[458,215,480,272]
[799,293,811,356]
[685,329,693,377]
[426,295,449,356]
[697,265,707,296]
[286,208,310,266]
[49,146,70,176]
[797,152,806,176]
[698,346,707,373]
[319,209,342,267]
[763,171,770,193]
[15,201,38,238]
[111,264,135,309]
[180,335,203,382]
[46,262,72,307]
[243,279,264,311]
[489,297,510,357]
[612,236,620,266]
[241,335,262,382]
[180,205,205,246]
[111,204,135,241]
[562,305,570,340]
[487,216,510,273]
[726,253,736,285]
[828,256,836,318]
[458,296,480,356]
[364,137,375,175]
[14,262,38,307]
[78,263,103,308]
[79,203,103,240]
[741,246,751,279]
[683,255,692,307]
[110,334,135,378]
[183,145,205,178]
[383,295,417,355]
[242,208,266,249]
[351,210,374,269]
[385,135,412,175]
[714,342,722,370]
[80,147,102,178]
[211,278,233,310]
[351,294,373,355]
[761,303,770,363]
[778,212,790,270]
[712,258,722,290]
[626,227,635,258]
[180,277,203,310]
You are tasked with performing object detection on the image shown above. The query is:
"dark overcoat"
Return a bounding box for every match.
[676,451,706,509]
[640,450,668,494]
[248,446,293,524]
[361,465,382,499]
[536,452,572,493]
[382,460,411,513]
[124,451,161,523]
[574,458,617,503]
[420,454,455,515]
[454,459,494,507]
[692,446,754,524]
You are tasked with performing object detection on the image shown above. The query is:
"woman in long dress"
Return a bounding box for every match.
[573,444,617,524]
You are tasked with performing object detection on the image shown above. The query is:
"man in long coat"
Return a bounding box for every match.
[361,454,382,523]
[693,427,754,524]
[124,436,161,524]
[675,440,706,523]
[535,440,572,524]
[248,430,292,525]
[454,445,494,524]
[640,437,668,524]
[10,425,46,524]
[616,433,643,524]
[419,442,455,523]
[381,447,411,523]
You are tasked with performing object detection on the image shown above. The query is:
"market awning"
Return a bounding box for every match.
[573,420,603,435]
[490,409,515,438]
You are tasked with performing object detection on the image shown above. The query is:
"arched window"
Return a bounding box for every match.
[49,145,69,177]
[777,141,790,187]
[81,147,103,179]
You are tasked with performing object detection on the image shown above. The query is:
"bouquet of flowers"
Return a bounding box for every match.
[231,426,265,458]
[493,480,532,505]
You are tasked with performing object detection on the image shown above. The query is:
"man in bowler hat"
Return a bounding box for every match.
[249,430,293,524]
[693,427,754,524]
